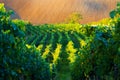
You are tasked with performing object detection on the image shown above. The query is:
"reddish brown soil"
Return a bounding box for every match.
[0,0,117,24]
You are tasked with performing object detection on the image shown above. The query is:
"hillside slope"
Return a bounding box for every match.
[0,0,117,24]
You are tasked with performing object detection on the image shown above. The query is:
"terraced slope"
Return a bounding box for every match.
[0,0,117,24]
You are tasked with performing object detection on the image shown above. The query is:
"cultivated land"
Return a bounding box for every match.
[0,0,117,24]
[0,1,120,80]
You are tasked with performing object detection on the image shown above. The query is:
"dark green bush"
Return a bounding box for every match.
[0,3,51,80]
[71,2,120,80]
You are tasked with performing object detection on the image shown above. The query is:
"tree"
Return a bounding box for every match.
[65,12,82,23]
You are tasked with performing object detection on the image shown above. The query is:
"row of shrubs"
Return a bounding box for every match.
[0,3,52,80]
[0,2,120,80]
[71,2,120,80]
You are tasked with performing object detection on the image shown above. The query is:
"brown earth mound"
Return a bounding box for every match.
[0,0,117,24]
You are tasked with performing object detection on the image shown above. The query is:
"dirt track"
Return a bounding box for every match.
[0,0,117,24]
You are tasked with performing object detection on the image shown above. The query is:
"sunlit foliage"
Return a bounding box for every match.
[0,2,120,80]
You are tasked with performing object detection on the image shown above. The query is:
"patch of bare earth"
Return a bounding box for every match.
[0,0,117,24]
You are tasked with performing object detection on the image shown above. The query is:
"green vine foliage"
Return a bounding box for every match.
[0,2,120,80]
[0,3,51,80]
[71,2,120,80]
[110,2,120,18]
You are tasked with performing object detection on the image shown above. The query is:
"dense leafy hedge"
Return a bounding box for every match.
[71,2,120,80]
[0,3,51,80]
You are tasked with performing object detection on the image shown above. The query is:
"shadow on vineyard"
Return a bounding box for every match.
[0,2,120,80]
